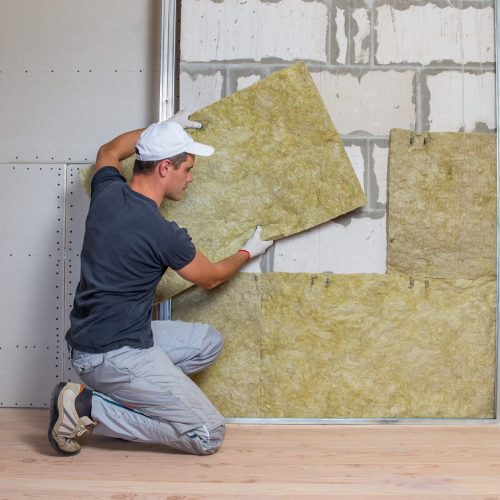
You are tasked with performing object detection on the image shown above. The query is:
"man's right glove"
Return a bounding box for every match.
[165,109,202,129]
[240,226,274,260]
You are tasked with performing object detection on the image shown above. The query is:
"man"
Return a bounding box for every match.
[48,111,273,456]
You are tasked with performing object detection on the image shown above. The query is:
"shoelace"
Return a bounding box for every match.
[68,417,96,439]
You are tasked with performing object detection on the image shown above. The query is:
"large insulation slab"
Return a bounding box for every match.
[173,272,496,419]
[172,273,262,417]
[260,273,495,419]
[387,129,496,279]
[81,63,366,300]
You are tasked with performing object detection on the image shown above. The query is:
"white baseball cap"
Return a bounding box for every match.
[136,121,214,161]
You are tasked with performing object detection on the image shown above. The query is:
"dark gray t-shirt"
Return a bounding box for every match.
[66,167,196,353]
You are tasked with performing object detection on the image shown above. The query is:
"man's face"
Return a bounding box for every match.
[163,155,195,201]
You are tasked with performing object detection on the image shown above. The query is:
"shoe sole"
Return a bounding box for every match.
[48,382,80,456]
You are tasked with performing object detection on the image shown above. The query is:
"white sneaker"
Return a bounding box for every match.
[48,382,96,456]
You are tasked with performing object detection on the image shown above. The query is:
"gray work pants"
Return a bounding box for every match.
[70,320,225,455]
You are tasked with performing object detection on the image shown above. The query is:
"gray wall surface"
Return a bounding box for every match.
[179,0,496,275]
[0,0,162,164]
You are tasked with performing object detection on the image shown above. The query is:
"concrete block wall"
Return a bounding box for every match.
[179,0,495,274]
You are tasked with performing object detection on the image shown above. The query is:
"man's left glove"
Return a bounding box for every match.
[240,226,274,260]
[165,110,202,129]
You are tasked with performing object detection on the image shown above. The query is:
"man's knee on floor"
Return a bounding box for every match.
[187,423,225,455]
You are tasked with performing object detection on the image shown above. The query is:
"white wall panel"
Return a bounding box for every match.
[0,0,161,164]
[63,165,91,384]
[0,0,161,71]
[1,71,158,163]
[0,165,65,407]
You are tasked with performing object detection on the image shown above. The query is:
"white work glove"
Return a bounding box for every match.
[165,109,202,129]
[240,226,274,259]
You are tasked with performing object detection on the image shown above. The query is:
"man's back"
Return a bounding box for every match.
[66,167,195,354]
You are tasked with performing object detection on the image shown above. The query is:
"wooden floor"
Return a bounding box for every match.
[1,410,500,499]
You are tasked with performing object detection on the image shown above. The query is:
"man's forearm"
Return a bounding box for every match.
[176,249,250,290]
[95,128,145,171]
[208,250,250,289]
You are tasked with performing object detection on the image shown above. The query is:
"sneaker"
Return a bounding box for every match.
[48,382,96,456]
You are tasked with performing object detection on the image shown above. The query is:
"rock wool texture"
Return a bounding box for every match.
[172,273,262,417]
[173,272,496,419]
[81,62,366,300]
[387,129,496,279]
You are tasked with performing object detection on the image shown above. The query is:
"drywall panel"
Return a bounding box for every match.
[0,0,161,164]
[81,63,366,300]
[62,165,91,384]
[0,0,161,71]
[0,71,157,163]
[387,129,496,279]
[0,165,65,407]
[173,272,496,419]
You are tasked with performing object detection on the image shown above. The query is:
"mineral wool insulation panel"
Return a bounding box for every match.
[0,165,65,407]
[387,129,496,280]
[172,272,496,419]
[81,63,367,301]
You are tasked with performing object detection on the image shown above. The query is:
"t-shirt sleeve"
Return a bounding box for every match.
[91,167,126,197]
[158,221,196,270]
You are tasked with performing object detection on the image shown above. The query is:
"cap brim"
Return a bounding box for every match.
[185,141,214,157]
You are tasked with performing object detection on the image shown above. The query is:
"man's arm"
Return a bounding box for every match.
[94,110,202,174]
[176,226,273,290]
[176,249,250,290]
[95,128,145,173]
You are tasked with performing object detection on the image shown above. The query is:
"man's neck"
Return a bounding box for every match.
[129,175,162,207]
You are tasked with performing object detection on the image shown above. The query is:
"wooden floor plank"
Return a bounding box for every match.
[1,409,500,499]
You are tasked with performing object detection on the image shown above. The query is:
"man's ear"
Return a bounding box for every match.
[158,159,172,178]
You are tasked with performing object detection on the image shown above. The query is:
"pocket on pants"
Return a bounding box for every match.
[71,351,105,376]
[103,355,133,386]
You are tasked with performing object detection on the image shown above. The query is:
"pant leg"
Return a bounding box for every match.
[151,320,223,375]
[71,345,225,455]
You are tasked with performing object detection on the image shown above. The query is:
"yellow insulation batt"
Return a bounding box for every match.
[80,62,366,300]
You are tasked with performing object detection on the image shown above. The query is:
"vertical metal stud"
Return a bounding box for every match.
[494,0,500,424]
[156,0,179,321]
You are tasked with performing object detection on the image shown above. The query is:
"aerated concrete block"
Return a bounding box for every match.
[180,0,328,62]
[179,71,224,113]
[335,5,348,64]
[372,144,388,205]
[387,129,496,279]
[273,217,387,274]
[375,4,494,65]
[352,8,371,64]
[236,74,261,91]
[427,71,496,132]
[311,70,415,135]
